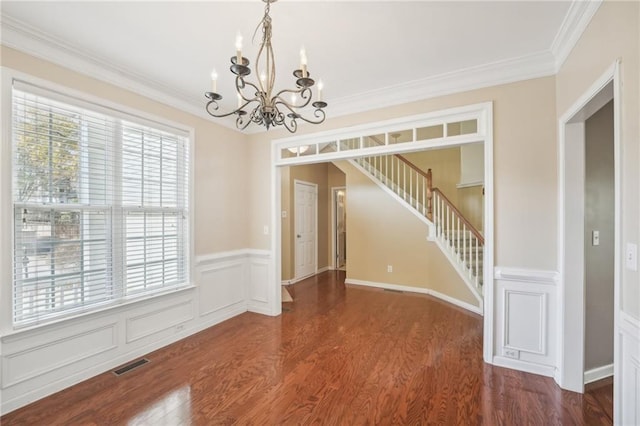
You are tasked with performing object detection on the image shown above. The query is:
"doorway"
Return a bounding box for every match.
[558,61,620,409]
[332,187,347,270]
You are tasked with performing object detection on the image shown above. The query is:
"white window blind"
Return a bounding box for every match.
[11,82,190,327]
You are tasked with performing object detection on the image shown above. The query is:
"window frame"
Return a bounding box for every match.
[1,69,195,332]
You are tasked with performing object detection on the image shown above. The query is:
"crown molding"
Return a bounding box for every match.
[0,14,239,132]
[550,0,603,71]
[1,0,601,135]
[326,50,556,120]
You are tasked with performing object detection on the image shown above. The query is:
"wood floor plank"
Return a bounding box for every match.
[1,271,613,425]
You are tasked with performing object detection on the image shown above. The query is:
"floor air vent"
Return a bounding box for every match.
[113,358,150,376]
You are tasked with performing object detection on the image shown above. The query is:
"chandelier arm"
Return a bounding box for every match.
[206,100,245,119]
[275,100,326,125]
[273,87,313,110]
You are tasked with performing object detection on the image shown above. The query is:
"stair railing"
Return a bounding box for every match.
[355,154,433,220]
[355,153,484,292]
[432,188,484,291]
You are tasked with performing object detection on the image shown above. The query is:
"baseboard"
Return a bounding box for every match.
[492,355,556,378]
[584,363,613,384]
[345,278,482,315]
[283,267,332,286]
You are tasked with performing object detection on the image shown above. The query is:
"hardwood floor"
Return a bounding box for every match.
[1,271,613,425]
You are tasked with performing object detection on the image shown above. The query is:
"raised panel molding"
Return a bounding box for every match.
[494,266,557,377]
[2,324,117,387]
[503,290,546,355]
[126,300,194,344]
[198,260,246,317]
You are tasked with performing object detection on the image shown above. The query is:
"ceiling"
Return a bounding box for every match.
[1,1,596,131]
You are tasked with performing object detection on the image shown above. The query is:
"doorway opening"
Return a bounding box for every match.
[332,187,347,271]
[270,103,494,363]
[557,60,620,425]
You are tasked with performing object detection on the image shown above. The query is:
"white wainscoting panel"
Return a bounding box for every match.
[493,267,558,377]
[198,258,246,317]
[1,249,273,415]
[3,323,116,387]
[247,250,272,315]
[619,311,640,425]
[126,299,194,344]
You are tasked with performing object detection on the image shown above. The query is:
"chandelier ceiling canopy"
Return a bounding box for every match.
[204,0,327,133]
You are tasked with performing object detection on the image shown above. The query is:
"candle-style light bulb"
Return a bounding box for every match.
[260,72,266,85]
[300,47,308,78]
[211,69,218,93]
[291,93,297,105]
[318,79,324,102]
[235,32,243,64]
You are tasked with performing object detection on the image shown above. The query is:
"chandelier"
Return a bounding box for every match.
[204,0,327,133]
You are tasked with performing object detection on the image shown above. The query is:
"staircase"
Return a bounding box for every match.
[351,154,484,300]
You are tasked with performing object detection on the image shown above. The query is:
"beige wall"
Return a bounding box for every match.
[334,161,478,307]
[1,46,250,256]
[584,101,615,371]
[249,76,558,271]
[556,0,640,318]
[458,186,484,232]
[403,147,461,206]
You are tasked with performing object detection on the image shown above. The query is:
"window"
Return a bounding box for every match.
[11,81,190,327]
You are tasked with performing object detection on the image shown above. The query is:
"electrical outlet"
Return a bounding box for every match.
[592,230,599,246]
[387,265,393,273]
[263,225,269,235]
[503,348,520,359]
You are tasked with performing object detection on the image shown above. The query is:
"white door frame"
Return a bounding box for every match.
[268,103,494,364]
[331,186,346,270]
[557,60,621,408]
[293,179,318,280]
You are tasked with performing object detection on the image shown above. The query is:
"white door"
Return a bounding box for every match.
[295,181,317,279]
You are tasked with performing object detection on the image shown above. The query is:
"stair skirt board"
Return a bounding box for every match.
[345,278,483,316]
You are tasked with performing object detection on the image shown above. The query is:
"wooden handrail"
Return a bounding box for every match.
[395,154,430,180]
[433,187,484,245]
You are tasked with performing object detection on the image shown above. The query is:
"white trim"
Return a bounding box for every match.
[326,51,555,120]
[345,278,482,316]
[0,13,563,131]
[456,181,483,189]
[556,61,621,401]
[494,267,559,285]
[492,355,556,378]
[550,0,604,70]
[584,363,614,385]
[270,101,495,365]
[0,15,238,130]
